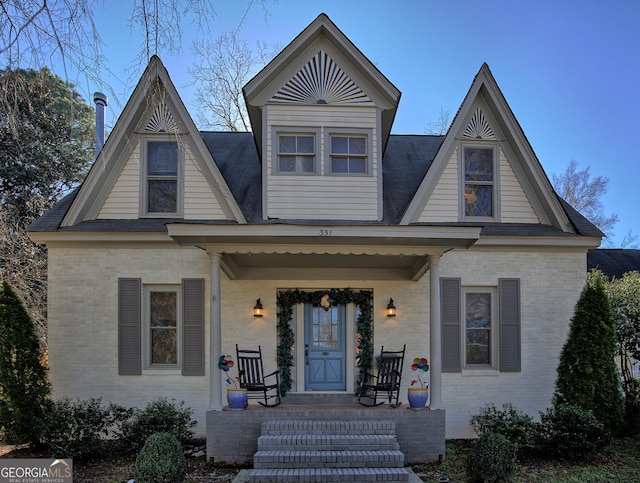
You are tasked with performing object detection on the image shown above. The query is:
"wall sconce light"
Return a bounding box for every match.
[253,298,264,318]
[386,298,396,318]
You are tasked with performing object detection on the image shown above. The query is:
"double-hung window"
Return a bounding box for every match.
[463,146,495,218]
[463,287,497,368]
[145,140,179,215]
[330,135,367,174]
[277,134,316,173]
[146,286,180,368]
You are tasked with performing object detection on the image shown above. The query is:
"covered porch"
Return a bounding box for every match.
[167,223,480,464]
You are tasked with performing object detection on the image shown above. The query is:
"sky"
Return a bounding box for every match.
[71,0,638,246]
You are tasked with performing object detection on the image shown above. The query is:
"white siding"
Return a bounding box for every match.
[266,104,380,220]
[98,142,141,219]
[499,149,540,223]
[417,147,540,224]
[183,145,227,220]
[418,148,459,222]
[98,140,229,220]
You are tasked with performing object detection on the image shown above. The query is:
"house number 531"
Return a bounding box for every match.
[319,230,332,236]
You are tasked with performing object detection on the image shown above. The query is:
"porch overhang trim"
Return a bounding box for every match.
[166,223,482,248]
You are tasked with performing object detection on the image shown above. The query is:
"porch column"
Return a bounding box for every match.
[209,253,223,410]
[429,254,443,409]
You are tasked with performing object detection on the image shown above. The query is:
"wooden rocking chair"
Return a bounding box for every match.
[235,344,281,407]
[358,345,405,407]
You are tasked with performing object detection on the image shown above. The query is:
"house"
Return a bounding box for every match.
[588,249,640,280]
[29,13,602,464]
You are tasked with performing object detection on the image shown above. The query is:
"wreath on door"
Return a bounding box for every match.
[276,288,373,395]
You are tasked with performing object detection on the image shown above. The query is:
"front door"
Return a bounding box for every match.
[304,302,346,390]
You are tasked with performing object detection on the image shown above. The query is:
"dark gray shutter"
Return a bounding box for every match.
[441,277,461,372]
[182,278,205,376]
[118,278,141,375]
[499,278,521,372]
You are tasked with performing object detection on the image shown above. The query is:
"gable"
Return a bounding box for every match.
[244,14,400,160]
[402,64,570,232]
[61,56,245,227]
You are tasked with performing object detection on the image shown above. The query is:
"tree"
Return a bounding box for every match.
[553,272,624,434]
[1,67,94,223]
[0,281,50,445]
[424,108,451,135]
[551,160,619,244]
[0,206,47,342]
[189,31,278,131]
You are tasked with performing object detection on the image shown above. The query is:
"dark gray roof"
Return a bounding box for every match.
[28,132,601,239]
[587,249,640,279]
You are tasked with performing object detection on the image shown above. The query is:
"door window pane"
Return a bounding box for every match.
[312,305,339,349]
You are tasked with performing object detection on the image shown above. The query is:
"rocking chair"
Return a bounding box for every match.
[358,345,405,407]
[235,344,281,407]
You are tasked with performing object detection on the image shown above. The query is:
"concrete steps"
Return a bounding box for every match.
[245,420,410,482]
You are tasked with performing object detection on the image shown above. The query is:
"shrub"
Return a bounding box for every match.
[471,402,537,455]
[553,273,624,434]
[133,432,186,483]
[39,397,115,459]
[466,432,517,483]
[0,281,50,445]
[538,403,610,459]
[117,397,196,451]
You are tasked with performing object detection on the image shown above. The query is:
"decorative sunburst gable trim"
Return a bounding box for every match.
[463,107,496,140]
[145,102,179,133]
[271,50,372,105]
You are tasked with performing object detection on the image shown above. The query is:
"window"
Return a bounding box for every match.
[145,141,179,214]
[277,134,315,173]
[463,147,494,217]
[118,278,204,376]
[330,135,367,174]
[463,288,496,368]
[146,286,180,367]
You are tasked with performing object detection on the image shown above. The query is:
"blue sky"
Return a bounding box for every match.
[79,0,638,246]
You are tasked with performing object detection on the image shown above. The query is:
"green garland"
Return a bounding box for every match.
[276,288,373,395]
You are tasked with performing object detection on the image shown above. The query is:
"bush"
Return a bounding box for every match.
[538,403,610,459]
[133,432,186,483]
[471,402,537,455]
[466,432,517,482]
[39,397,116,459]
[117,397,196,451]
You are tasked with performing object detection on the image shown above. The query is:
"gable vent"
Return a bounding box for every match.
[145,102,178,133]
[463,108,496,140]
[271,50,372,105]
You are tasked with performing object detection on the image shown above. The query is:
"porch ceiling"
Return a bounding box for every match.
[166,223,482,280]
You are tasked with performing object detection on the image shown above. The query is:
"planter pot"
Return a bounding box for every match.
[407,387,429,409]
[226,388,248,409]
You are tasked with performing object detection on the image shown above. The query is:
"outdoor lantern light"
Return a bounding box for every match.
[253,298,264,317]
[386,298,396,318]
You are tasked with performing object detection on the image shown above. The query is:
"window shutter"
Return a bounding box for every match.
[182,278,205,376]
[118,278,141,375]
[499,278,521,372]
[441,277,461,372]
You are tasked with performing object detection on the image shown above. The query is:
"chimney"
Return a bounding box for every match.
[93,92,108,157]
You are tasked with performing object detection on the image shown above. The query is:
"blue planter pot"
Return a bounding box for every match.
[227,388,248,409]
[407,387,429,409]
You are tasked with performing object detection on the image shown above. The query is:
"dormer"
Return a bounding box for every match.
[243,14,400,221]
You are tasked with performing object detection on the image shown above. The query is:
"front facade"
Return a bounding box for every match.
[30,14,601,453]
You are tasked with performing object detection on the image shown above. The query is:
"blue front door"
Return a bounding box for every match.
[304,302,346,390]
